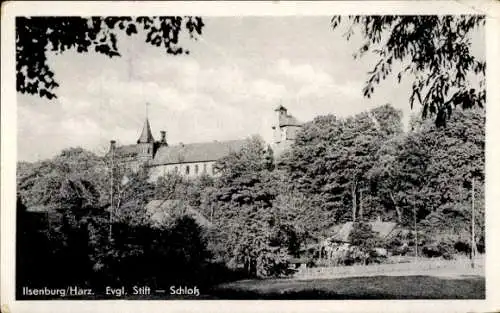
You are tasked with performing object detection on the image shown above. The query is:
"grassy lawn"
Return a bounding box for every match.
[207,275,485,299]
[19,275,484,300]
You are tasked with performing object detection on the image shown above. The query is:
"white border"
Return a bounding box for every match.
[2,1,499,313]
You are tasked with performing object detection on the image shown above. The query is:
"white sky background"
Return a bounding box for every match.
[17,16,485,162]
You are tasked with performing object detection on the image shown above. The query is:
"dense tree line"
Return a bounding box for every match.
[16,104,485,293]
[16,150,222,298]
[202,104,484,271]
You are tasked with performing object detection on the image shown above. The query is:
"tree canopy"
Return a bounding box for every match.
[331,15,485,127]
[16,16,204,99]
[16,100,486,289]
[280,104,404,229]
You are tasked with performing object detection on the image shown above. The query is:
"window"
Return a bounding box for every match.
[203,163,207,173]
[185,165,190,175]
[174,166,178,172]
[195,164,199,174]
[212,166,217,175]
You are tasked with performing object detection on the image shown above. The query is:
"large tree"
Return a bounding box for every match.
[331,15,485,126]
[17,147,105,209]
[205,136,299,277]
[368,107,484,248]
[402,108,484,236]
[281,104,403,229]
[16,16,204,99]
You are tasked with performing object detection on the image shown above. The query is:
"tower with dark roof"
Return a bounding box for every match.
[271,104,302,156]
[272,105,301,143]
[137,118,155,163]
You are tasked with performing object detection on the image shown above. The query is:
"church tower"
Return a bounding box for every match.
[137,117,155,163]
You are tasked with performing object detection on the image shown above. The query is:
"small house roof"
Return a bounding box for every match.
[330,221,398,243]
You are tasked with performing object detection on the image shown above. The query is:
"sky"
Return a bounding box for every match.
[17,16,485,162]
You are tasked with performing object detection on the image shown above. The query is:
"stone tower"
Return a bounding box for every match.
[271,104,301,157]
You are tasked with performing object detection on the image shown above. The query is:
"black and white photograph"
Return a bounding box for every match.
[1,1,499,312]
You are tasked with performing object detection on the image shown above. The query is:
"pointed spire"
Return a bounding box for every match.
[137,103,154,143]
[137,118,154,143]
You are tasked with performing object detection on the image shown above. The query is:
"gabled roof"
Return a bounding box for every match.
[150,139,247,166]
[330,221,398,243]
[144,199,213,228]
[137,118,154,143]
[370,221,399,238]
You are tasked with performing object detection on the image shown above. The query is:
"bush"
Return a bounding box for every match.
[422,240,455,259]
[454,240,470,254]
[256,247,296,278]
[348,222,383,264]
[385,236,407,256]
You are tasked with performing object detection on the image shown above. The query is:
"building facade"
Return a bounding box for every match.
[109,105,301,180]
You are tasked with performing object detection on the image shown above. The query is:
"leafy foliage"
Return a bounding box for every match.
[331,15,485,126]
[279,104,484,256]
[16,103,486,292]
[17,148,104,210]
[213,136,277,207]
[348,222,383,264]
[17,189,212,295]
[399,108,485,243]
[16,16,204,98]
[206,136,302,277]
[111,165,155,226]
[280,104,403,229]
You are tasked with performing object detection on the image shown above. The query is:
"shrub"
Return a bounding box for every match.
[256,245,297,278]
[422,240,455,259]
[348,222,383,264]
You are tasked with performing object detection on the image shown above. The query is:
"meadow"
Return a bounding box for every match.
[205,256,485,300]
[206,274,485,299]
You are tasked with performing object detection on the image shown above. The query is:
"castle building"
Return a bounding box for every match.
[109,105,301,180]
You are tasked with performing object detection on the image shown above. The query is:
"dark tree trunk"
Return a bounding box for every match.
[352,181,357,222]
[390,192,402,223]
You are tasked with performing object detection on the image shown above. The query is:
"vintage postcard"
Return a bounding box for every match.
[1,1,500,313]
